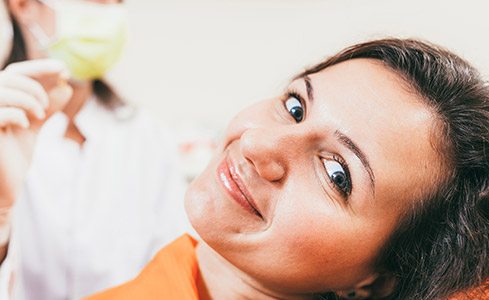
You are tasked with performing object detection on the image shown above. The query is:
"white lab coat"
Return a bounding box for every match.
[0,97,191,299]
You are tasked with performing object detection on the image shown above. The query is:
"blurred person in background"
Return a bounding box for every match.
[0,0,189,299]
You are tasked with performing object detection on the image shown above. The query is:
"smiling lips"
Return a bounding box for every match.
[217,158,263,219]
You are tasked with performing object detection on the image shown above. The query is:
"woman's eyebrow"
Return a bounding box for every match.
[304,75,314,102]
[335,131,376,196]
[301,75,376,196]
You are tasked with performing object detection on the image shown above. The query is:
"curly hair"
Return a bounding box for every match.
[300,39,489,300]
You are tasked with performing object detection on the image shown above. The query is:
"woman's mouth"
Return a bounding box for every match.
[217,158,263,219]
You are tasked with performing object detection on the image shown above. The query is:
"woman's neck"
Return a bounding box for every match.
[195,242,315,300]
[63,80,92,121]
[61,81,92,145]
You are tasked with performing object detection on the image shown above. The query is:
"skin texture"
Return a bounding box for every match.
[186,59,443,298]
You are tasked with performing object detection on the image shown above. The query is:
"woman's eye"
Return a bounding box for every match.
[323,158,352,197]
[284,94,304,123]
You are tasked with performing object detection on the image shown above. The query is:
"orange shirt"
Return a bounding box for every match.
[449,282,489,300]
[86,234,200,300]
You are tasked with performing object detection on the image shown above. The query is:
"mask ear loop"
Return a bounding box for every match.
[26,0,58,51]
[26,22,54,51]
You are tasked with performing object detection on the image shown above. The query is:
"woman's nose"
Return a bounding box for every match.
[239,126,302,182]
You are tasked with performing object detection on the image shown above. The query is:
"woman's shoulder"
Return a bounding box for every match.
[86,234,200,300]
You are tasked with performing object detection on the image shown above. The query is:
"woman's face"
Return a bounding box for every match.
[35,0,121,30]
[185,59,442,293]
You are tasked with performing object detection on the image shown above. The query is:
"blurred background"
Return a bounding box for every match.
[107,0,489,177]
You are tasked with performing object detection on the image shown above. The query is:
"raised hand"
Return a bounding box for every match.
[0,59,72,211]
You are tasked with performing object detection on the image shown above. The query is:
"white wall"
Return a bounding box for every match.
[109,0,489,130]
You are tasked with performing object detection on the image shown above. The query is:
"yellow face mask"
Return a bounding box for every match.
[33,0,128,81]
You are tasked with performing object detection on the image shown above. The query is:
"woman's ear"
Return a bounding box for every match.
[336,273,397,300]
[7,0,36,24]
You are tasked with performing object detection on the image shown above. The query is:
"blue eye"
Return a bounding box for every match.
[284,94,304,123]
[323,158,352,197]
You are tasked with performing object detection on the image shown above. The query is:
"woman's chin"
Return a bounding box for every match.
[184,169,218,240]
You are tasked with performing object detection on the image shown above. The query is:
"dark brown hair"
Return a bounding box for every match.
[303,39,489,300]
[3,10,125,109]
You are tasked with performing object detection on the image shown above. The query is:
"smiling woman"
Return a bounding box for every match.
[84,38,489,300]
[3,38,489,299]
[184,50,452,299]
